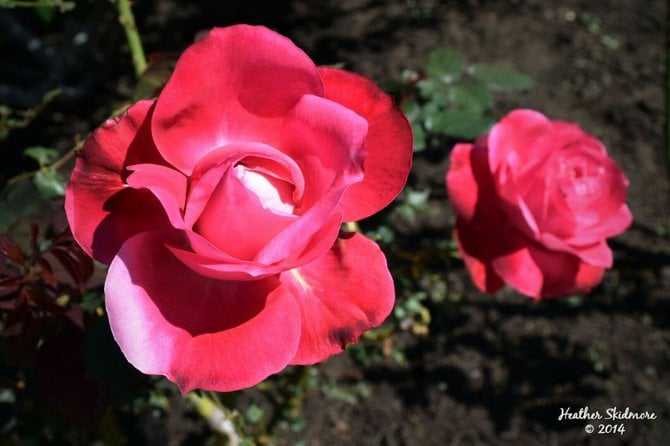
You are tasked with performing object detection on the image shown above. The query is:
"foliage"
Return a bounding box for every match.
[396,47,534,150]
[0,0,75,12]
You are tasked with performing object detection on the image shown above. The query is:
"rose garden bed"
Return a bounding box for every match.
[0,1,668,445]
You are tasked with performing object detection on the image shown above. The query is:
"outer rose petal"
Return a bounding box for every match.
[455,216,605,299]
[153,25,324,174]
[491,241,605,299]
[454,224,505,294]
[105,231,302,393]
[318,67,413,221]
[447,142,500,222]
[283,232,394,364]
[487,109,553,175]
[65,100,171,264]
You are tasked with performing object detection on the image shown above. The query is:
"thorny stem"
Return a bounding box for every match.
[0,89,61,140]
[7,138,83,185]
[117,0,147,78]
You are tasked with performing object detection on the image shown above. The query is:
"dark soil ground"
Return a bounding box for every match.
[2,0,669,445]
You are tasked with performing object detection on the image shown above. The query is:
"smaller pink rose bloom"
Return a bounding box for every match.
[65,25,412,392]
[446,109,632,299]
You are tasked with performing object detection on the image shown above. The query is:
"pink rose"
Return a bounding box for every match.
[446,109,632,299]
[65,25,412,392]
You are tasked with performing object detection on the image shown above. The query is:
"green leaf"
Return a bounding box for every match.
[448,80,492,113]
[410,121,426,152]
[80,289,105,314]
[0,178,45,232]
[405,187,431,209]
[245,404,264,424]
[33,169,66,199]
[23,146,58,167]
[426,48,466,83]
[416,77,445,101]
[425,109,493,139]
[34,5,55,23]
[470,63,535,91]
[402,101,422,122]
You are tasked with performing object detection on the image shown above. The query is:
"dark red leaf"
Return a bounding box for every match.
[69,246,94,285]
[51,227,73,245]
[29,223,39,255]
[0,235,25,265]
[0,275,23,289]
[49,245,84,288]
[34,256,58,287]
[49,245,93,291]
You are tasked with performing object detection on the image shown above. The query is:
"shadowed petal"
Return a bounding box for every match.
[454,225,505,294]
[283,232,394,365]
[65,100,171,264]
[105,231,301,392]
[125,164,188,229]
[489,230,606,299]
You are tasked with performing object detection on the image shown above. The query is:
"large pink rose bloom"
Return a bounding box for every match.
[65,25,412,392]
[446,109,632,299]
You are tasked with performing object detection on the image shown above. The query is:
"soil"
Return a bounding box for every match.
[2,0,669,445]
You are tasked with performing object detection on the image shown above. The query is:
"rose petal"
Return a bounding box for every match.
[255,206,344,265]
[152,25,324,175]
[539,233,613,267]
[184,143,304,227]
[487,109,552,177]
[447,142,499,222]
[318,67,413,221]
[454,220,505,294]
[490,231,606,299]
[194,162,298,260]
[282,232,395,364]
[125,164,188,229]
[105,231,301,393]
[167,210,343,281]
[279,93,367,213]
[251,93,371,266]
[455,214,605,299]
[65,100,171,263]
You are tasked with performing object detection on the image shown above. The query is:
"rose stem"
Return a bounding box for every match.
[117,0,147,78]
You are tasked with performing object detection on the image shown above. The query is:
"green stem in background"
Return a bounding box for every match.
[117,0,147,78]
[0,89,60,140]
[0,0,74,9]
[7,137,82,186]
[186,391,246,445]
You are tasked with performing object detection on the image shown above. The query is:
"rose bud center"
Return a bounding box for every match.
[194,158,300,260]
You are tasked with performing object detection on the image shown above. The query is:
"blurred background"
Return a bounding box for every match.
[0,0,668,444]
